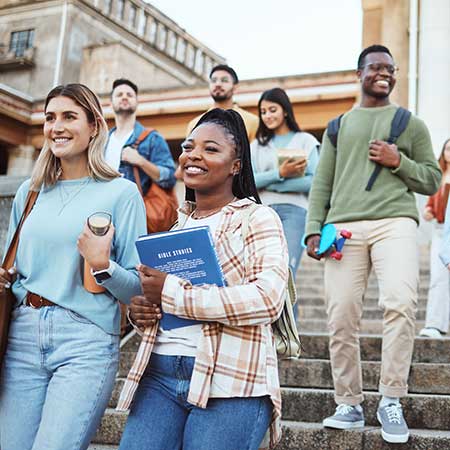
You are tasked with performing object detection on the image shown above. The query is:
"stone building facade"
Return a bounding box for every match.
[0,0,225,175]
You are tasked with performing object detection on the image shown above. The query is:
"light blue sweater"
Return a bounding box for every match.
[250,131,320,209]
[5,176,146,335]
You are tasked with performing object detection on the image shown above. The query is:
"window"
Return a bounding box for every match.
[117,0,124,20]
[194,49,204,74]
[176,39,186,63]
[104,0,112,14]
[139,12,148,36]
[9,29,34,57]
[166,31,176,57]
[147,18,157,44]
[156,24,167,51]
[129,4,137,28]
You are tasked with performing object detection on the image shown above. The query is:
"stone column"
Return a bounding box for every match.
[6,145,38,176]
[361,0,410,108]
[417,0,450,155]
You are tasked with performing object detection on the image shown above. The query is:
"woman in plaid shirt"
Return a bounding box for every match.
[117,108,289,450]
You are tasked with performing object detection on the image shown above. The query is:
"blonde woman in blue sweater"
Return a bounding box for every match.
[0,83,146,450]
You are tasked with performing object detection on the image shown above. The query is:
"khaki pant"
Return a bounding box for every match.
[324,218,418,405]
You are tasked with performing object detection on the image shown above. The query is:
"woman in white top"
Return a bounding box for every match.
[251,88,319,287]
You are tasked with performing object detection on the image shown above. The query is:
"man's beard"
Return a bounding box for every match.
[114,105,136,116]
[211,92,231,102]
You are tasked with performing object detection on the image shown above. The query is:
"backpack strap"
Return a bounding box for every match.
[365,107,411,191]
[131,128,154,149]
[240,202,259,241]
[326,114,343,149]
[131,128,155,195]
[387,107,411,144]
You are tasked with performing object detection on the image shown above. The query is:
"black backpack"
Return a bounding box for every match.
[326,107,411,191]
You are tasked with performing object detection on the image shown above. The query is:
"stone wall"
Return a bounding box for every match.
[0,176,25,261]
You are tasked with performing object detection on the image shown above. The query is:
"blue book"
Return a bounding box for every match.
[135,226,225,330]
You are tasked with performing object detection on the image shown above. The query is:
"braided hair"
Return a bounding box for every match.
[185,108,261,204]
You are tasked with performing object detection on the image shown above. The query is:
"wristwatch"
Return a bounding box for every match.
[92,262,114,284]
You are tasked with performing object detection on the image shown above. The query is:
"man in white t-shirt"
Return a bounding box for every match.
[106,78,176,194]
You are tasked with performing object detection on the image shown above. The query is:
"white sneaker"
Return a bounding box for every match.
[419,327,443,338]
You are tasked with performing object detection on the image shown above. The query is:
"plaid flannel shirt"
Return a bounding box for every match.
[117,198,289,449]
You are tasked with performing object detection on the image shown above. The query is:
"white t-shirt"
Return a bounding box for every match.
[104,130,133,170]
[153,211,223,357]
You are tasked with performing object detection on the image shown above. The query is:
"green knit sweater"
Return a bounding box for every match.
[305,104,441,237]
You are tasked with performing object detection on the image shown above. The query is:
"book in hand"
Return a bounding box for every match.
[135,226,225,330]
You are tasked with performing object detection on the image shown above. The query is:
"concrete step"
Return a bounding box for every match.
[279,359,450,395]
[299,305,427,321]
[111,358,450,410]
[88,445,118,450]
[299,319,426,334]
[298,295,429,307]
[94,409,127,446]
[282,388,450,430]
[92,410,450,449]
[118,334,450,379]
[278,421,450,450]
[299,333,450,363]
[296,284,429,296]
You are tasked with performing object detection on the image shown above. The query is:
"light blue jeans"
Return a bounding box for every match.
[0,304,119,450]
[119,353,273,450]
[270,203,306,319]
[269,203,306,278]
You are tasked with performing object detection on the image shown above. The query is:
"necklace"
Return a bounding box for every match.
[191,197,238,219]
[191,208,223,220]
[58,177,91,215]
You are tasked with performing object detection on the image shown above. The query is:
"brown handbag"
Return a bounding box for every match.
[131,129,178,234]
[0,190,38,367]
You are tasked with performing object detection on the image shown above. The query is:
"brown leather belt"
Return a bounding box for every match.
[26,292,57,309]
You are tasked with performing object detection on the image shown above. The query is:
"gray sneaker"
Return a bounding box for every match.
[377,403,409,443]
[323,404,365,429]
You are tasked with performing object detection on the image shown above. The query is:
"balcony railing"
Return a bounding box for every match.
[0,46,35,71]
[89,0,224,80]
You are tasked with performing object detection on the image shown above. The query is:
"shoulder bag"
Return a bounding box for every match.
[241,202,301,359]
[0,190,38,368]
[131,129,178,234]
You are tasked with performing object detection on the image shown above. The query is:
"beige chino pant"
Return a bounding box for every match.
[324,217,418,405]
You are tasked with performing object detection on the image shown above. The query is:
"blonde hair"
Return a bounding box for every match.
[31,83,120,190]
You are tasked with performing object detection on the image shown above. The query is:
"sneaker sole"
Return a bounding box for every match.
[377,412,409,443]
[323,418,365,430]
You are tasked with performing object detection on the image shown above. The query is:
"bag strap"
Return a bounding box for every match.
[365,107,411,191]
[240,203,297,305]
[2,190,39,270]
[387,107,411,144]
[131,128,155,196]
[326,114,343,149]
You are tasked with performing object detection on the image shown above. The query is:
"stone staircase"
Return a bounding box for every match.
[89,248,450,449]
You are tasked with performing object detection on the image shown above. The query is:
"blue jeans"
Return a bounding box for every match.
[0,304,119,450]
[119,353,272,450]
[269,203,306,278]
[270,204,306,319]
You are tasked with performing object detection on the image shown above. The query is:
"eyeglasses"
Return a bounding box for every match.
[361,63,399,75]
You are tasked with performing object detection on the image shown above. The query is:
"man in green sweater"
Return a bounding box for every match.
[304,45,441,444]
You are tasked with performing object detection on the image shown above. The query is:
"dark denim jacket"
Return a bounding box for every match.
[108,121,176,194]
